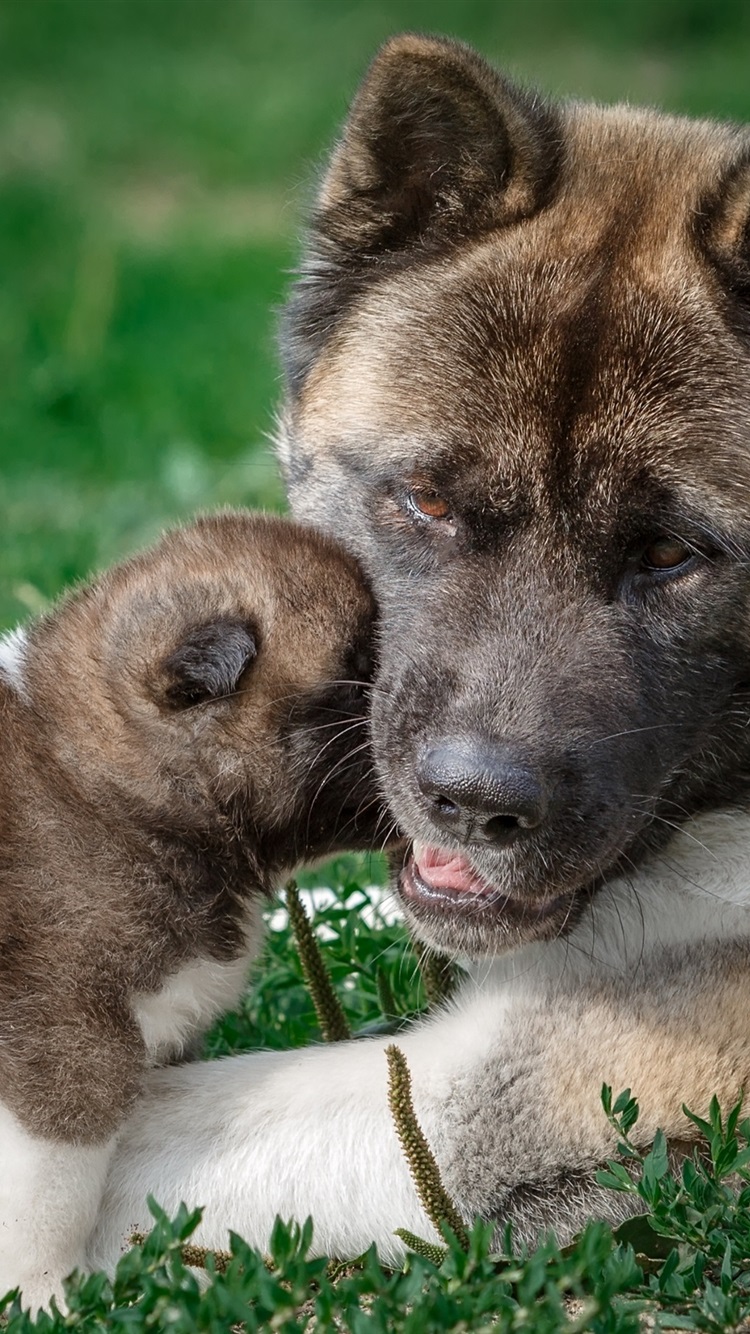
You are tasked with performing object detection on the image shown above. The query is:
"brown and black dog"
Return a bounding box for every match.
[95,36,750,1266]
[0,510,382,1307]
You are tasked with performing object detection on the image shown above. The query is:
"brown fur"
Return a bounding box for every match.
[0,511,381,1141]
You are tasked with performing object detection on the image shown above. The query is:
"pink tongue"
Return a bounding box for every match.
[413,843,493,896]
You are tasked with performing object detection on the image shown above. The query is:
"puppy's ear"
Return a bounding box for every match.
[283,35,561,389]
[161,619,258,708]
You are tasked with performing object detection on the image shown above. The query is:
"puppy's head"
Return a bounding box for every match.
[26,511,384,883]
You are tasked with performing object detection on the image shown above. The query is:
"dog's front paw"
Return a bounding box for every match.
[3,1266,76,1317]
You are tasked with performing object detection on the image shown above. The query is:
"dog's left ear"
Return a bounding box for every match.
[161,618,258,707]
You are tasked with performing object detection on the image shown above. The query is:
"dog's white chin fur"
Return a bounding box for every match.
[87,808,750,1271]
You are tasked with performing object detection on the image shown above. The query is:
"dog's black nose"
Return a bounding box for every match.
[416,738,547,846]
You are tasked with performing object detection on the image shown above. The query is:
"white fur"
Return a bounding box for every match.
[0,929,260,1308]
[133,903,263,1063]
[470,807,750,994]
[0,627,28,699]
[89,808,750,1270]
[0,1101,115,1312]
[89,1038,441,1270]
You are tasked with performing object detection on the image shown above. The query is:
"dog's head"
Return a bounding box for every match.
[26,511,382,883]
[280,35,750,956]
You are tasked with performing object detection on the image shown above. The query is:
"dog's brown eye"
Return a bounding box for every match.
[642,537,692,570]
[408,489,452,521]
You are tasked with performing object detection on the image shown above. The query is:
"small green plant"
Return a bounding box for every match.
[386,1042,470,1255]
[0,1201,644,1334]
[204,868,424,1056]
[285,878,352,1042]
[598,1085,750,1329]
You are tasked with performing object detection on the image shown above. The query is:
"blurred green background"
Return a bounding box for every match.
[2,0,750,628]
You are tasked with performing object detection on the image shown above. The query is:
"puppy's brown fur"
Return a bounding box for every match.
[0,509,381,1305]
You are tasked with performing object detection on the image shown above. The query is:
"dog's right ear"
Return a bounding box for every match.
[284,35,561,390]
[322,35,559,246]
[161,618,258,708]
[700,148,750,308]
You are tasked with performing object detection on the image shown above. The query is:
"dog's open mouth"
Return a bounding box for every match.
[398,841,575,929]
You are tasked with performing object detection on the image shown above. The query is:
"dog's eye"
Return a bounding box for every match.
[642,537,693,571]
[407,488,452,522]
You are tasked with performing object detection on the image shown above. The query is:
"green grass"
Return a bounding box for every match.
[2,0,750,625]
[203,856,421,1057]
[1,1207,648,1333]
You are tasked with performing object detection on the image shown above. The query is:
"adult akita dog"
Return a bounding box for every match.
[91,34,750,1264]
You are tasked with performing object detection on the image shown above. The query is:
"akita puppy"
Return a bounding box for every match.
[0,510,381,1308]
[92,37,750,1263]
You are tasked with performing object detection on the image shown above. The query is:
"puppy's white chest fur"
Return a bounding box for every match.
[133,903,263,1063]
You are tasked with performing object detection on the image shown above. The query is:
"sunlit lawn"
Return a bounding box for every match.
[1,0,749,627]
